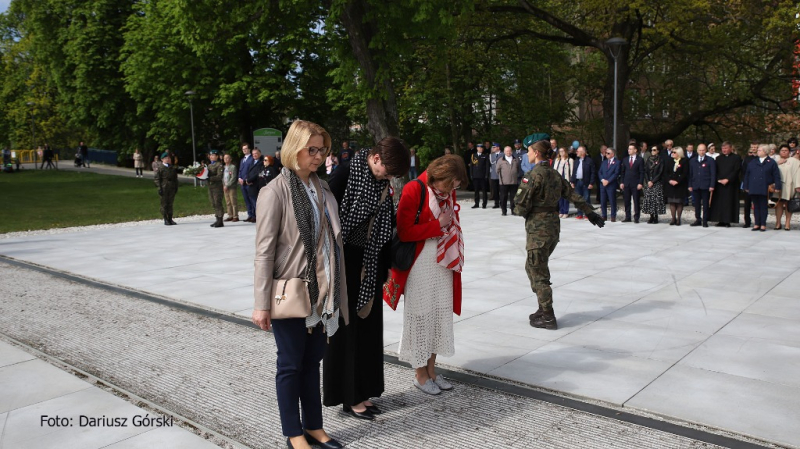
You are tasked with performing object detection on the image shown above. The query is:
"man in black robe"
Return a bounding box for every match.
[709,141,742,226]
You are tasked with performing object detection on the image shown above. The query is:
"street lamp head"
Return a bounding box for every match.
[605,37,627,58]
[26,101,34,106]
[185,90,195,97]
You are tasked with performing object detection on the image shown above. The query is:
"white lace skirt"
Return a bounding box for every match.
[398,239,455,368]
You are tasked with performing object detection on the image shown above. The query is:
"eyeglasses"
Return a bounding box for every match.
[304,146,330,157]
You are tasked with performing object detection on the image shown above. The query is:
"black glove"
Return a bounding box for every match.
[158,189,163,196]
[587,212,605,228]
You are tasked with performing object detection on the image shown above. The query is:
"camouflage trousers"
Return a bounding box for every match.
[525,238,559,312]
[160,190,176,217]
[208,183,224,218]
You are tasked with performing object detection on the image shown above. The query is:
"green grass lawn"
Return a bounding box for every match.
[1,170,246,233]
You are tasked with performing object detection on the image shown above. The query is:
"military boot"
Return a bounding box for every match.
[528,307,544,321]
[530,311,558,330]
[168,215,177,225]
[210,217,223,228]
[163,216,170,226]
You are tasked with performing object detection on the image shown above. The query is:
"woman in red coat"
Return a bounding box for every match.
[384,155,468,395]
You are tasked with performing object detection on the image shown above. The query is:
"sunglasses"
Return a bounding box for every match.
[304,146,330,157]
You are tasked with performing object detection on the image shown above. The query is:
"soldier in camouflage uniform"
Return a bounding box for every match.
[206,149,225,228]
[154,151,179,226]
[514,137,605,329]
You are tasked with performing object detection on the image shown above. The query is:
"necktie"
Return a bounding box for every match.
[700,157,703,163]
[630,156,633,167]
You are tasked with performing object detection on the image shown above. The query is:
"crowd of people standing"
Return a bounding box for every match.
[465,136,800,231]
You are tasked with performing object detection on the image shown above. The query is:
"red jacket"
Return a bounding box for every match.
[383,171,462,315]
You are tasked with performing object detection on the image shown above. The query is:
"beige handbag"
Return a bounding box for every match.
[270,278,312,319]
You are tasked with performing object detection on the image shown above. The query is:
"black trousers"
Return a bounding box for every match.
[473,178,488,207]
[751,194,768,227]
[622,184,641,221]
[499,184,517,214]
[272,319,326,437]
[693,188,711,224]
[742,191,752,225]
[490,179,500,206]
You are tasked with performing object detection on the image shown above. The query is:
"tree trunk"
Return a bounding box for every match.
[339,0,399,144]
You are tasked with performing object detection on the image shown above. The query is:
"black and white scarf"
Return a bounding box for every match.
[286,169,341,325]
[340,151,393,315]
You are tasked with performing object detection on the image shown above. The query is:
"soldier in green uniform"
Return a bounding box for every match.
[514,136,605,329]
[154,151,179,226]
[206,149,225,228]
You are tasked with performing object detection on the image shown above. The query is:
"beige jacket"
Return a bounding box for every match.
[777,157,800,201]
[253,171,349,324]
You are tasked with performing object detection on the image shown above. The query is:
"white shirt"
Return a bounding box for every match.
[759,157,766,164]
[504,155,513,163]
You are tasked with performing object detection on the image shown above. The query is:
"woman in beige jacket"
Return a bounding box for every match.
[133,149,144,177]
[252,120,347,449]
[775,144,800,230]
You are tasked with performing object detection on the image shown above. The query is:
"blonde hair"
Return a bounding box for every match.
[281,120,331,171]
[672,146,685,158]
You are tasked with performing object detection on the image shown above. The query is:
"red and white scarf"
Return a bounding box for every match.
[428,186,464,272]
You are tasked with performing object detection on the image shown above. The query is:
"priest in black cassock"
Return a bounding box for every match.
[709,141,742,226]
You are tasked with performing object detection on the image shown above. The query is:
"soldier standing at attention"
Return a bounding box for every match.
[514,137,605,330]
[154,151,179,226]
[206,149,225,228]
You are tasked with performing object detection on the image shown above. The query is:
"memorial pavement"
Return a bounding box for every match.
[1,204,798,448]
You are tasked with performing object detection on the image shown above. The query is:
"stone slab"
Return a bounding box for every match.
[0,341,36,368]
[0,359,92,413]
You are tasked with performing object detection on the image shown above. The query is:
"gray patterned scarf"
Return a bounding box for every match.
[286,169,341,323]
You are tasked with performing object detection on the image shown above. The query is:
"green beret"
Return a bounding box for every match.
[209,149,220,155]
[161,152,170,159]
[523,133,551,148]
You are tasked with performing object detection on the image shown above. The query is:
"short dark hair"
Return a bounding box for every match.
[426,155,468,190]
[369,137,410,176]
[788,137,798,145]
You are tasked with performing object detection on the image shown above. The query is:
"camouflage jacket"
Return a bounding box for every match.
[206,161,224,185]
[514,162,595,248]
[154,164,179,193]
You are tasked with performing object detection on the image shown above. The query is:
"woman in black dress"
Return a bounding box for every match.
[642,146,666,223]
[323,138,410,420]
[663,147,689,225]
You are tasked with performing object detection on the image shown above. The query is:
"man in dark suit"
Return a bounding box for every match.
[598,147,621,222]
[238,143,257,222]
[688,144,716,227]
[619,144,645,223]
[245,148,265,218]
[740,142,758,228]
[470,143,491,208]
[570,145,596,219]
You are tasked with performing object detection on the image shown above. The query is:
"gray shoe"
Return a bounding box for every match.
[432,376,453,391]
[414,378,441,395]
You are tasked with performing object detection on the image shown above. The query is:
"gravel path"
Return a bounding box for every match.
[0,261,765,449]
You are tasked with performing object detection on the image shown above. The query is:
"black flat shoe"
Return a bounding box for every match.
[342,405,375,421]
[305,432,344,449]
[365,404,382,415]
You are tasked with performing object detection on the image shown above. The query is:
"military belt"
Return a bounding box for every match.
[531,206,558,213]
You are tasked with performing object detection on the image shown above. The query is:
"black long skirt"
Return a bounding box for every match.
[322,243,389,407]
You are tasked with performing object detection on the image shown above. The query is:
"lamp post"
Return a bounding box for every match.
[185,90,197,187]
[605,37,627,152]
[26,101,37,169]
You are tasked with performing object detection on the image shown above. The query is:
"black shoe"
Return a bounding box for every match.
[164,217,171,226]
[305,432,344,449]
[621,218,631,223]
[724,223,731,228]
[702,223,708,228]
[482,205,487,209]
[365,404,382,415]
[471,204,479,209]
[530,312,558,330]
[690,220,701,227]
[751,227,760,231]
[492,205,500,209]
[501,211,507,216]
[634,219,639,224]
[168,215,177,225]
[677,218,682,226]
[669,220,676,226]
[742,223,751,228]
[210,217,224,228]
[529,308,544,321]
[715,222,727,227]
[342,405,374,421]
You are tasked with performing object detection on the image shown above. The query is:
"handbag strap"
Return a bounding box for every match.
[365,183,390,241]
[413,179,426,224]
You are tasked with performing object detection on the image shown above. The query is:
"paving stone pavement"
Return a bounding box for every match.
[0,261,756,449]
